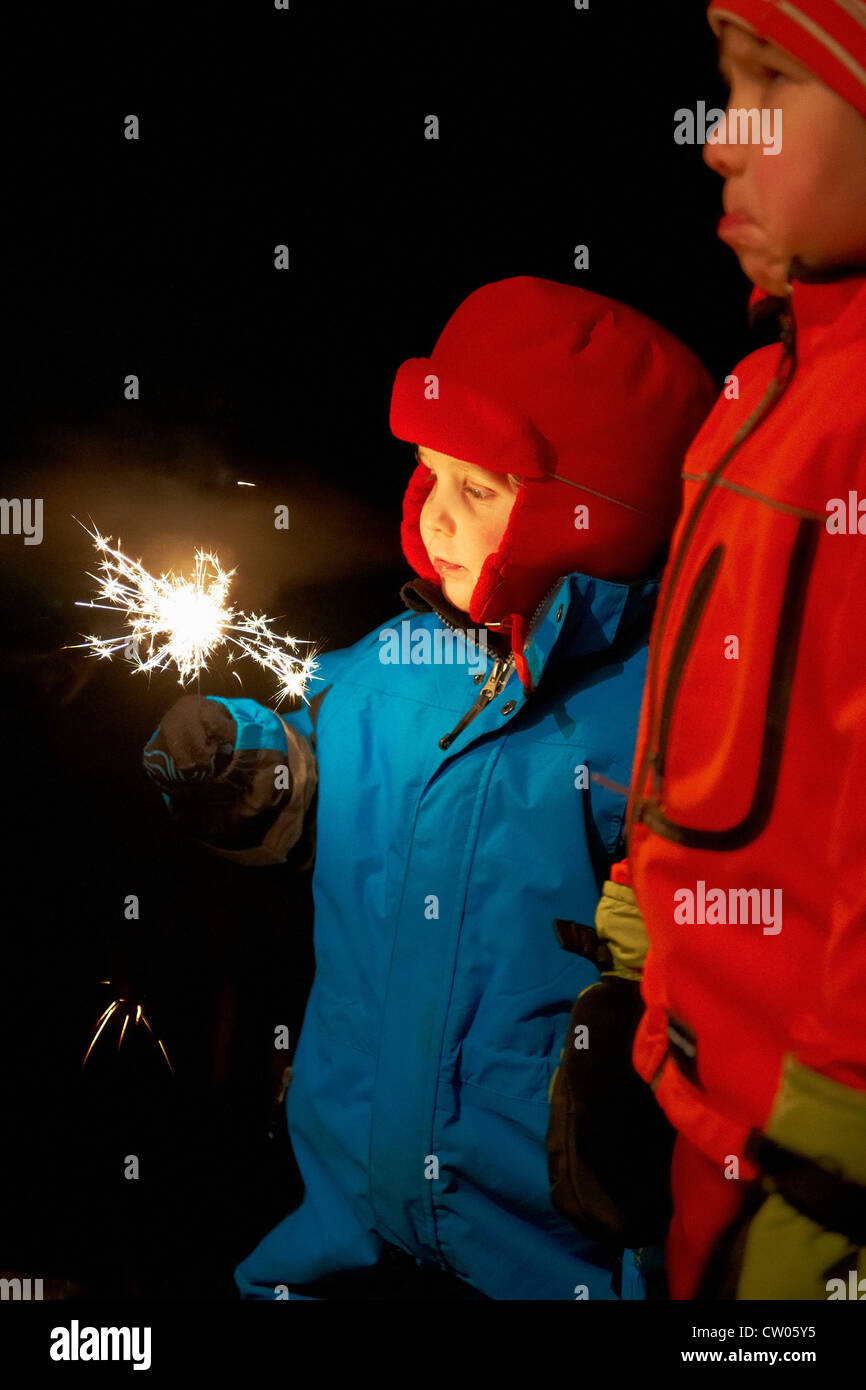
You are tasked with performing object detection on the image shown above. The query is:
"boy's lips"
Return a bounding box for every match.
[432,556,465,574]
[718,211,762,246]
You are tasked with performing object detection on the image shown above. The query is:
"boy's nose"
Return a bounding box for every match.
[703,114,745,178]
[422,501,456,536]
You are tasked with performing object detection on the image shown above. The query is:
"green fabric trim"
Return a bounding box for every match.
[768,1056,866,1185]
[737,1193,866,1299]
[595,880,648,979]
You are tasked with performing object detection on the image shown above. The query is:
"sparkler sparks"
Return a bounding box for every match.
[83,984,174,1075]
[68,520,319,707]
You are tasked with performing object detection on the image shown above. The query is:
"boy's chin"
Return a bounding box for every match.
[440,575,473,614]
[737,246,791,298]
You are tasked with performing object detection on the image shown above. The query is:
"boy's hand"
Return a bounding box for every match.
[143,695,237,792]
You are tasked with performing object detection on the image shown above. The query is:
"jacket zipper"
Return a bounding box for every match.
[626,310,798,847]
[436,578,562,751]
[650,546,723,799]
[424,579,564,1261]
[437,653,514,750]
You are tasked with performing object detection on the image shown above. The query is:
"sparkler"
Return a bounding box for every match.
[69,519,319,707]
[83,983,174,1075]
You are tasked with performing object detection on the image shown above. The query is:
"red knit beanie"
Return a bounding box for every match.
[707,0,866,118]
[390,277,716,689]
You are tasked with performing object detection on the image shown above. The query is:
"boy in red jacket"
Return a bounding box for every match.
[559,1,866,1300]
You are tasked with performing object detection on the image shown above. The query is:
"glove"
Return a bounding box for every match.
[142,695,237,792]
[142,695,254,847]
[547,872,677,1249]
[703,1057,866,1300]
[143,695,315,861]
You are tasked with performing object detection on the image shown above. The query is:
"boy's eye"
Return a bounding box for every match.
[718,61,787,93]
[424,467,495,501]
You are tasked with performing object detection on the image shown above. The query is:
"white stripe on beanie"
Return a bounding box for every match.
[708,0,866,115]
[778,1,866,86]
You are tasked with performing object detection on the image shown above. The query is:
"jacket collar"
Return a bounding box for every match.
[401,568,659,689]
[789,271,866,338]
[400,577,512,657]
[748,267,866,339]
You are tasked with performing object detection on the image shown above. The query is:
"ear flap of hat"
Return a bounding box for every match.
[467,483,529,625]
[400,460,440,583]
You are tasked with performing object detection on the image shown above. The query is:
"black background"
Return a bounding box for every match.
[2,1,755,1302]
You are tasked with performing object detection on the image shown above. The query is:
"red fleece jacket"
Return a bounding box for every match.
[625,273,866,1180]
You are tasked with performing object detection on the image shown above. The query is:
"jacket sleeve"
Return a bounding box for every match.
[786,522,866,1092]
[145,694,321,867]
[144,625,383,866]
[612,854,672,1087]
[633,943,672,1088]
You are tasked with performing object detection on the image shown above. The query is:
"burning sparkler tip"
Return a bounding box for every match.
[73,522,317,705]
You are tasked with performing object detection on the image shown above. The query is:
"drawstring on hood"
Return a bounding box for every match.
[390,277,717,693]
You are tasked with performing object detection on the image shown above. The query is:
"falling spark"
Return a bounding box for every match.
[236,481,255,487]
[83,985,174,1075]
[139,1012,174,1074]
[82,1001,119,1067]
[68,519,319,707]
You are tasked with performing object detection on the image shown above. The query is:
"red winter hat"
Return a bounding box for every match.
[707,0,866,118]
[390,276,716,668]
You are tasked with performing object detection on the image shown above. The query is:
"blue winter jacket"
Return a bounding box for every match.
[154,568,659,1299]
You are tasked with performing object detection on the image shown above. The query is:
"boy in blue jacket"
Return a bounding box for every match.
[143,276,715,1300]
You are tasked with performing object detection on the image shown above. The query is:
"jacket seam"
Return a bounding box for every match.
[681,471,825,521]
[425,735,508,1259]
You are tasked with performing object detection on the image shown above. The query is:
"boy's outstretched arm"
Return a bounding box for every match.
[142,694,318,867]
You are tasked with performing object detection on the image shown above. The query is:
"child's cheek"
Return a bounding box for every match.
[479,513,510,563]
[753,139,814,258]
[763,98,840,245]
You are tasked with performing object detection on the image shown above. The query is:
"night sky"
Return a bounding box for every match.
[2,2,756,1302]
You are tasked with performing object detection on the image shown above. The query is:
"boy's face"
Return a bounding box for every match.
[417,446,518,613]
[705,24,866,294]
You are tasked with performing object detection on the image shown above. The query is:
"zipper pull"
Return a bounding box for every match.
[438,655,511,750]
[478,656,509,701]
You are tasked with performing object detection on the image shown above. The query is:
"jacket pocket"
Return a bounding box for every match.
[637,516,820,851]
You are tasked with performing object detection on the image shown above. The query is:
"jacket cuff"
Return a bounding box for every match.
[595,879,648,980]
[765,1055,866,1185]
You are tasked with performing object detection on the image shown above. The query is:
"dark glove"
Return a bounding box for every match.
[143,695,237,792]
[547,972,676,1249]
[143,695,306,856]
[548,872,676,1249]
